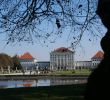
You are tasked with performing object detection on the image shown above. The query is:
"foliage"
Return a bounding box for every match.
[0,53,23,70]
[0,0,103,46]
[12,55,23,70]
[0,53,14,69]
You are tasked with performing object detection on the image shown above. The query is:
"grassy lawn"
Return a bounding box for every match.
[0,84,86,100]
[49,69,91,75]
[74,69,92,75]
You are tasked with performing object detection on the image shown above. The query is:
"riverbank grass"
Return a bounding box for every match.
[0,84,86,100]
[50,69,91,75]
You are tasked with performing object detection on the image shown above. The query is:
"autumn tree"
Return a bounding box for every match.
[0,53,14,69]
[0,53,23,70]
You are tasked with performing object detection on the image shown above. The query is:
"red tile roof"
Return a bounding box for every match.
[91,51,104,59]
[54,47,73,53]
[19,52,34,60]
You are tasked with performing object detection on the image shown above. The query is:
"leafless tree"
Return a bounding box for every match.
[0,0,102,46]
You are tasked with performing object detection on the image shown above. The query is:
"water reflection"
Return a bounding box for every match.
[37,79,50,86]
[0,80,37,88]
[50,79,87,85]
[0,79,87,88]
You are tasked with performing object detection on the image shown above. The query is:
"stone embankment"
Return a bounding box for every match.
[0,75,88,80]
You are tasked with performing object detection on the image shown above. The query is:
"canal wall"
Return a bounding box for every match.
[0,75,88,80]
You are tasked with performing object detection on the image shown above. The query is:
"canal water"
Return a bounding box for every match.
[0,79,87,88]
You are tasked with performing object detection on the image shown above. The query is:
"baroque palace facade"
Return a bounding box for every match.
[50,47,75,70]
[50,47,104,70]
[18,48,104,71]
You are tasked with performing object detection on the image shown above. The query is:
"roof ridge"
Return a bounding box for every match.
[53,47,73,52]
[19,52,34,60]
[91,50,104,59]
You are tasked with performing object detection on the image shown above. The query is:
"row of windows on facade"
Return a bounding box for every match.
[51,58,74,60]
[92,59,102,61]
[21,61,50,65]
[75,63,99,67]
[50,55,74,58]
[75,64,91,67]
[50,61,74,63]
[20,61,100,67]
[50,58,74,61]
[50,53,73,56]
[92,63,99,66]
[50,56,73,58]
[50,63,73,66]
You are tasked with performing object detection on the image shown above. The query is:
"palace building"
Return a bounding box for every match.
[74,61,92,69]
[74,51,104,69]
[19,52,37,70]
[91,51,104,68]
[50,47,75,70]
[19,50,103,71]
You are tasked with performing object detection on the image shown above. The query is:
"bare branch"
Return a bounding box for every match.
[0,0,101,46]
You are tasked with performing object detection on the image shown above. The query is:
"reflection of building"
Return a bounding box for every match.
[19,52,37,70]
[74,51,104,69]
[50,79,87,86]
[50,47,75,70]
[37,61,50,70]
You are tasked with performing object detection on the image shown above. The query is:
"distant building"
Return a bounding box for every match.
[36,61,50,71]
[19,52,37,70]
[74,61,92,69]
[91,51,104,68]
[19,50,103,71]
[74,51,104,69]
[50,47,75,70]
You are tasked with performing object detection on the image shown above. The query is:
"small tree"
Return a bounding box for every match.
[12,55,23,70]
